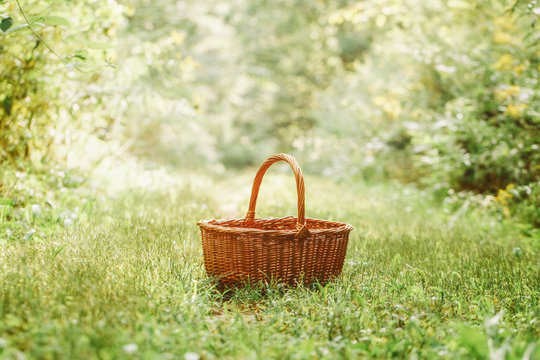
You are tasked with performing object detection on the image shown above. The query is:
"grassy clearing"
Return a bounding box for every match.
[0,166,539,359]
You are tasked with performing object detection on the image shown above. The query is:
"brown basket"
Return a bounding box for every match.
[197,153,353,287]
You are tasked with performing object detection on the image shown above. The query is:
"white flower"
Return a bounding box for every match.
[486,312,503,329]
[63,218,73,227]
[25,229,36,241]
[123,343,138,354]
[31,204,41,215]
[184,352,200,360]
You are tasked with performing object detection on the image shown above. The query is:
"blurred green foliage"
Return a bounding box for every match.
[0,0,539,225]
[0,0,123,165]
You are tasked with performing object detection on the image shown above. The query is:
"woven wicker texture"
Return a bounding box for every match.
[198,153,353,287]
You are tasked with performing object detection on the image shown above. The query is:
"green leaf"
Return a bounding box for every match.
[1,17,14,32]
[0,197,14,207]
[51,244,67,259]
[87,41,113,50]
[29,15,70,26]
[3,96,12,116]
[5,23,30,34]
[455,324,488,358]
[73,49,89,61]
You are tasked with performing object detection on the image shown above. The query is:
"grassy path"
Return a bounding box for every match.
[0,169,539,359]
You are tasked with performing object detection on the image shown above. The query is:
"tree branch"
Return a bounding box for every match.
[15,0,65,62]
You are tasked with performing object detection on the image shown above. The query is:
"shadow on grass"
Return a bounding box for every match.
[205,274,342,302]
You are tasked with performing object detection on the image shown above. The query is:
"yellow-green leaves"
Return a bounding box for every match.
[28,15,70,27]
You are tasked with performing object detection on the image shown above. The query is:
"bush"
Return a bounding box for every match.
[0,0,123,165]
[294,0,539,225]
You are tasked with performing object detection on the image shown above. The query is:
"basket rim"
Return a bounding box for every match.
[197,215,354,236]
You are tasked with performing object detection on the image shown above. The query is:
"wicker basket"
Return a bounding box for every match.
[197,153,353,287]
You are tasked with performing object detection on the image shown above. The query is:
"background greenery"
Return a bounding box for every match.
[1,0,539,226]
[1,0,539,358]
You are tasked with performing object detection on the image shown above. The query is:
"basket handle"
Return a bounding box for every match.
[244,153,311,240]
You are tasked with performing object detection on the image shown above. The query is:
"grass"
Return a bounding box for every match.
[0,164,539,359]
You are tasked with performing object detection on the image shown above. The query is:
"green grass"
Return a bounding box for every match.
[0,166,539,359]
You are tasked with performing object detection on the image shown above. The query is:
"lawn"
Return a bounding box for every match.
[0,166,539,359]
